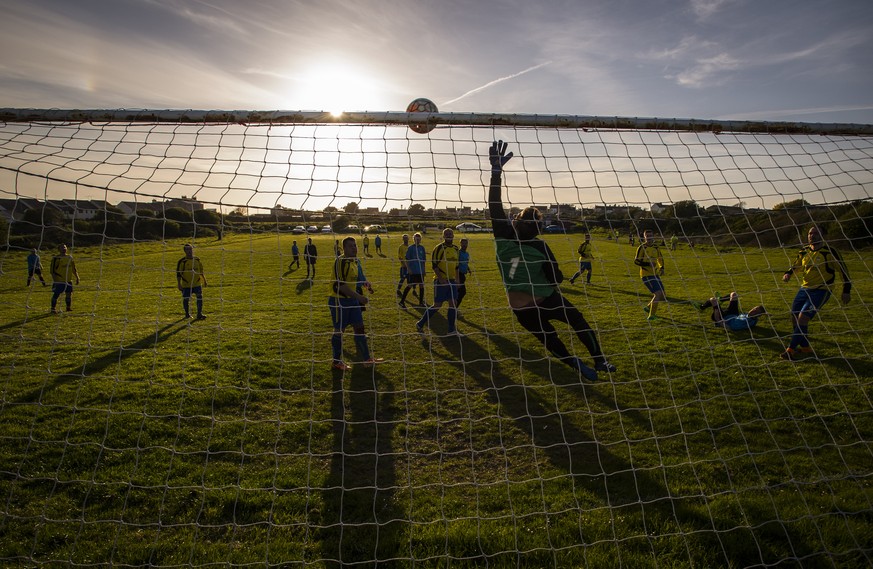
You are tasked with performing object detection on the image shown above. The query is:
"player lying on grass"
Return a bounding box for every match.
[697,292,766,331]
[488,140,615,380]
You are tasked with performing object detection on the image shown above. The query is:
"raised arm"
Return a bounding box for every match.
[488,141,514,238]
[831,248,852,304]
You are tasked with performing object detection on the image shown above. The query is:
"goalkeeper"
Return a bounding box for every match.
[487,141,615,380]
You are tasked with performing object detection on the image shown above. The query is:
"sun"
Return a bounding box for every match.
[291,60,386,115]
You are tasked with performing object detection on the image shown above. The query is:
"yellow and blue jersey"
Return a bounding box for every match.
[431,242,459,282]
[331,256,359,299]
[634,243,663,278]
[176,256,205,288]
[787,245,851,294]
[50,254,77,284]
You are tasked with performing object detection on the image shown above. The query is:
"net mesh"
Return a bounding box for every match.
[0,115,871,567]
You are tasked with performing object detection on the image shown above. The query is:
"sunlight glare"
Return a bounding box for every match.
[291,61,384,114]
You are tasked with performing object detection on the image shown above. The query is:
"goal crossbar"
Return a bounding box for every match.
[3,108,873,135]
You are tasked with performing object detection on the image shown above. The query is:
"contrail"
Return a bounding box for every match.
[442,61,552,107]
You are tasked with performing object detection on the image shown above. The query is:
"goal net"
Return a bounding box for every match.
[1,110,871,567]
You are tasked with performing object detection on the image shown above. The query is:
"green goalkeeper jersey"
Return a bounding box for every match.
[494,238,557,298]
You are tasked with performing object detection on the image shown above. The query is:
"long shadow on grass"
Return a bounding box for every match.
[12,322,186,403]
[0,312,53,331]
[434,330,755,565]
[583,283,698,306]
[296,278,314,294]
[316,365,402,567]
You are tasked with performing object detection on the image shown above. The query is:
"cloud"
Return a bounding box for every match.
[441,61,553,107]
[690,0,734,20]
[674,53,741,88]
[141,0,252,36]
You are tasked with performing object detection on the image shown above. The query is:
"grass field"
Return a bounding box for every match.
[1,231,871,567]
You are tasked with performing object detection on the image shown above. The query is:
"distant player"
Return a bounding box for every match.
[569,233,593,284]
[780,225,852,360]
[289,240,300,270]
[634,229,666,320]
[416,228,461,336]
[396,233,410,298]
[697,292,767,331]
[303,238,317,280]
[362,234,370,256]
[374,234,382,255]
[329,236,383,371]
[456,237,472,311]
[488,141,616,380]
[27,248,47,286]
[176,243,208,320]
[49,243,80,313]
[399,233,426,308]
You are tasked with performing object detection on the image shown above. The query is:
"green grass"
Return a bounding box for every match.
[1,233,871,567]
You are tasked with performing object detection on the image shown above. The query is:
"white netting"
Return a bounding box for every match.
[0,114,871,567]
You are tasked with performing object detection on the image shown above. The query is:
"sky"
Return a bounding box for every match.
[1,0,872,213]
[2,0,873,124]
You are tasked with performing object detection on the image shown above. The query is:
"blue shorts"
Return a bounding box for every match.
[721,315,759,331]
[433,281,458,304]
[642,275,665,294]
[52,282,73,294]
[791,288,831,320]
[399,266,408,279]
[329,296,364,330]
[181,286,203,299]
[578,261,592,271]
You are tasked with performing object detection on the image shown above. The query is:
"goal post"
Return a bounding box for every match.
[0,109,871,567]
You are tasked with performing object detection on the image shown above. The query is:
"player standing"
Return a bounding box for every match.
[50,243,80,313]
[416,228,461,336]
[27,248,47,286]
[396,234,410,298]
[400,233,426,308]
[303,238,318,280]
[456,237,472,312]
[289,240,300,270]
[176,243,207,320]
[329,236,383,371]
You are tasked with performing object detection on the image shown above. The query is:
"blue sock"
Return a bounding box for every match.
[354,334,370,360]
[183,298,190,315]
[797,325,810,348]
[196,298,203,316]
[790,323,804,349]
[447,308,457,332]
[331,333,343,361]
[418,307,437,330]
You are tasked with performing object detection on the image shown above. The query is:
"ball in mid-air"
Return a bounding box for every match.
[406,98,438,134]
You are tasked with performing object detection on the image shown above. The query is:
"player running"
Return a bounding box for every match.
[568,233,593,285]
[634,229,666,320]
[780,225,852,360]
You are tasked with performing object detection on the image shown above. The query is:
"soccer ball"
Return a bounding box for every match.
[406,98,438,134]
